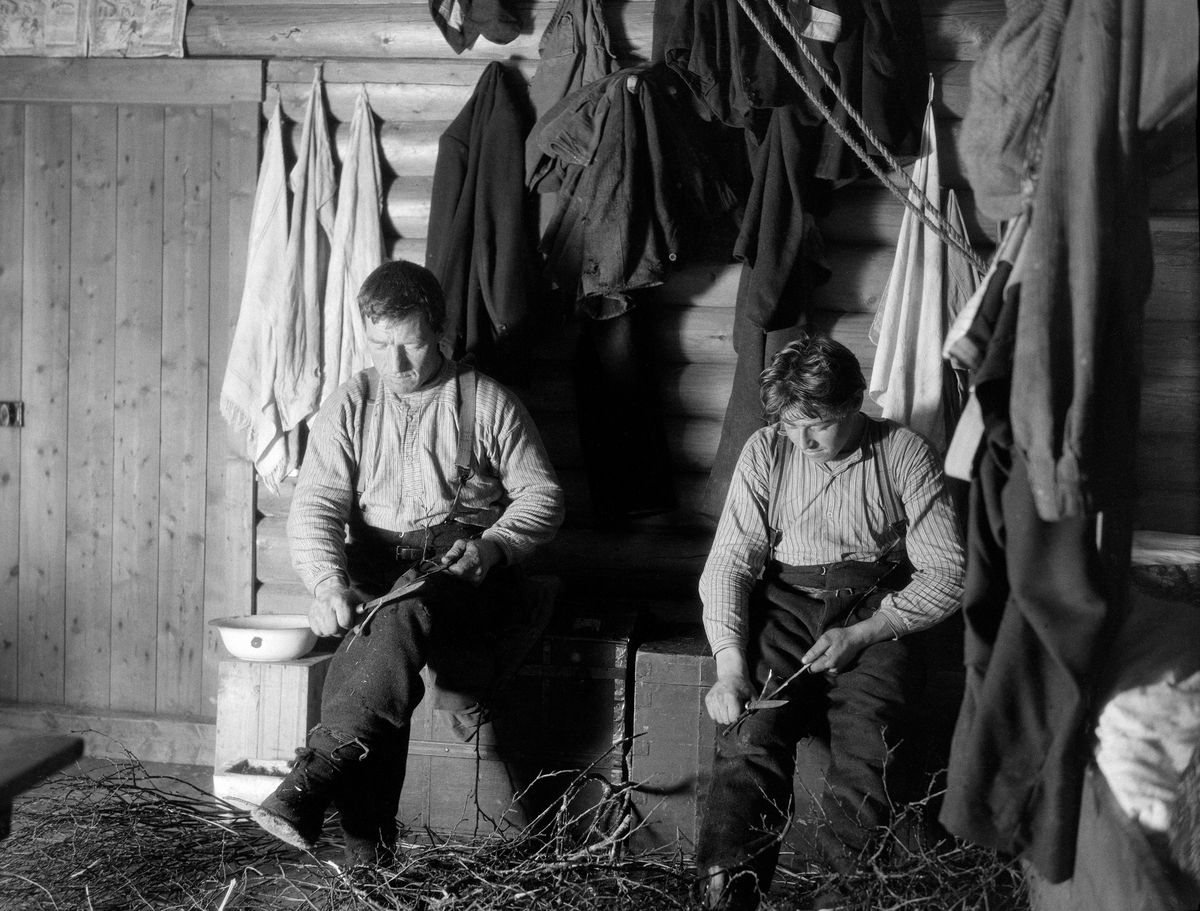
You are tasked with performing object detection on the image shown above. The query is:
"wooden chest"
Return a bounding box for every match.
[628,628,830,857]
[397,604,640,838]
[212,653,334,805]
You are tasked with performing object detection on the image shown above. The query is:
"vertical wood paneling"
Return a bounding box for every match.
[19,104,72,704]
[65,105,118,708]
[225,101,261,626]
[203,107,233,717]
[111,106,165,712]
[201,105,251,717]
[156,107,213,713]
[0,104,24,700]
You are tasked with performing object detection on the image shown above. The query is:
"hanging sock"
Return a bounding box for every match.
[321,86,384,403]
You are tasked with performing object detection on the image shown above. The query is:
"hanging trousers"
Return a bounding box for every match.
[940,443,1120,883]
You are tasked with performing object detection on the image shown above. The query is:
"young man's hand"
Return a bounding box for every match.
[441,537,505,585]
[705,648,756,725]
[801,613,897,676]
[309,578,363,636]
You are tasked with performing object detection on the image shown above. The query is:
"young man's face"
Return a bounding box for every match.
[365,310,443,394]
[778,404,863,464]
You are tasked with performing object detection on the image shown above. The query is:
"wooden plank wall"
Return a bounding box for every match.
[0,106,24,697]
[241,0,1198,618]
[0,61,262,723]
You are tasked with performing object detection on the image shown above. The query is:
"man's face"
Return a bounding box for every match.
[778,406,862,464]
[365,310,443,394]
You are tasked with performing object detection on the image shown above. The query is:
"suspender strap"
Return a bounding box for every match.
[767,432,786,557]
[454,364,476,484]
[354,362,476,495]
[766,418,907,560]
[869,420,907,537]
[355,367,382,497]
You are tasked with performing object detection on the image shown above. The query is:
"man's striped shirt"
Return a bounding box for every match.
[700,417,965,657]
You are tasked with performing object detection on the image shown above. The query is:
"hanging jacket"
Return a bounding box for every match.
[700,106,832,517]
[426,62,536,386]
[536,65,733,311]
[526,0,620,192]
[1009,0,1152,521]
[940,0,1161,883]
[661,0,926,182]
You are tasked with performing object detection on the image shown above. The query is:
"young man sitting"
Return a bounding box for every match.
[696,333,965,909]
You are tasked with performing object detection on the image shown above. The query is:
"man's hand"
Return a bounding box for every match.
[802,612,896,676]
[440,537,505,586]
[309,578,363,637]
[705,648,755,725]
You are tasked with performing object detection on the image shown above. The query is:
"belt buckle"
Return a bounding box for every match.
[395,545,424,562]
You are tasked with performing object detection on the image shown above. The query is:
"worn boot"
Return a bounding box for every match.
[251,727,367,851]
[335,748,404,868]
[703,865,762,911]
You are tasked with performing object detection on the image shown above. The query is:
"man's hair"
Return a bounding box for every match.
[760,332,866,421]
[357,260,446,333]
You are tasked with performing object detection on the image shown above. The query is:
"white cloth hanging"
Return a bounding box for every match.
[869,76,980,451]
[220,103,293,492]
[320,85,384,403]
[277,69,337,431]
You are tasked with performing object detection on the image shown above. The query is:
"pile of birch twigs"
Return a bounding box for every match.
[0,755,1027,910]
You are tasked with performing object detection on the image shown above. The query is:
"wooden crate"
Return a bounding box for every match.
[213,653,333,774]
[397,604,641,838]
[628,628,831,857]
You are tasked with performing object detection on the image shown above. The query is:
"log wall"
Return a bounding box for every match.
[237,0,1199,618]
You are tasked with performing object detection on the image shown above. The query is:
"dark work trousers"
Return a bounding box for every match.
[696,562,923,892]
[573,304,676,520]
[318,566,526,849]
[940,444,1122,883]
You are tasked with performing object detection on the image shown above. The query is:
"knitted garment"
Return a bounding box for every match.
[958,0,1070,221]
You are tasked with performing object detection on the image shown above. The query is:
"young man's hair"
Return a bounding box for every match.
[759,332,866,421]
[357,260,447,333]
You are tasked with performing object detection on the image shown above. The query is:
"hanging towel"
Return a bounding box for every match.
[220,103,293,492]
[869,78,979,451]
[278,70,337,432]
[321,86,384,403]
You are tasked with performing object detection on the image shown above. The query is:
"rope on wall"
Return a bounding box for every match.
[735,0,989,274]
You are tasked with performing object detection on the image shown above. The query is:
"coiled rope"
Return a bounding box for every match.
[733,0,989,274]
